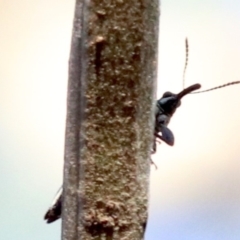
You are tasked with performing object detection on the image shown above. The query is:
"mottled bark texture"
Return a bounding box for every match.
[62,0,159,239]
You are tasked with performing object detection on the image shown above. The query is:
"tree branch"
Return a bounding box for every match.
[62,0,160,239]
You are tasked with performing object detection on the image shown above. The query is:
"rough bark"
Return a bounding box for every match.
[62,0,159,239]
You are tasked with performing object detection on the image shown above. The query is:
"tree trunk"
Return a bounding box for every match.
[62,0,159,239]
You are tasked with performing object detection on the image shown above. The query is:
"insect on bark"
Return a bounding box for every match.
[153,39,200,154]
[44,39,240,224]
[153,38,240,154]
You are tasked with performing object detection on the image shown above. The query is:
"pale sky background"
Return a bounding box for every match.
[0,0,240,240]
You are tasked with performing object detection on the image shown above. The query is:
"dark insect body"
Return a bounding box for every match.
[153,38,240,152]
[44,187,62,223]
[153,83,201,152]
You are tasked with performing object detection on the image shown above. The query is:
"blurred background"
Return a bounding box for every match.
[0,0,240,239]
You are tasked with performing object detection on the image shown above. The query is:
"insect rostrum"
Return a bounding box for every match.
[153,83,201,152]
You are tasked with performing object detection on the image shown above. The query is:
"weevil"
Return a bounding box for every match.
[44,39,240,224]
[152,38,240,154]
[153,83,201,152]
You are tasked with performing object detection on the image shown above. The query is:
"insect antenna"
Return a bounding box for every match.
[191,81,240,94]
[182,38,189,89]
